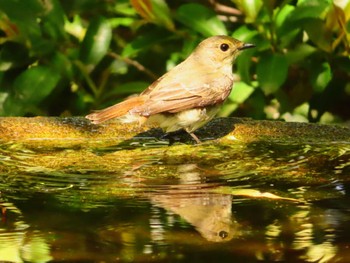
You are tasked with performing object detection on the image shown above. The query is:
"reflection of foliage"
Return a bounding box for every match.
[0,200,52,263]
[0,0,349,122]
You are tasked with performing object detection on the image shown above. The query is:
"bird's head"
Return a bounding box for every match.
[193,35,255,69]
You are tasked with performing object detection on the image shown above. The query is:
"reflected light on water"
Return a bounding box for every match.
[0,201,52,263]
[0,139,349,262]
[150,206,167,244]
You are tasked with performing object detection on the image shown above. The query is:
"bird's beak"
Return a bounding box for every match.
[238,43,256,50]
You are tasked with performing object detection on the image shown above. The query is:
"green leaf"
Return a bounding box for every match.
[121,29,170,57]
[14,66,60,104]
[104,81,150,100]
[0,42,30,71]
[114,2,137,16]
[235,50,255,83]
[303,19,332,52]
[257,53,288,95]
[231,0,263,23]
[30,36,56,57]
[41,0,66,41]
[310,62,332,93]
[290,0,331,21]
[115,81,149,93]
[233,26,270,53]
[285,44,316,64]
[130,0,174,30]
[176,3,227,37]
[0,0,43,21]
[50,51,74,79]
[274,5,300,47]
[232,25,259,42]
[80,16,112,72]
[0,0,64,56]
[233,28,264,84]
[150,0,175,31]
[230,81,255,103]
[275,5,295,30]
[109,17,135,28]
[0,92,8,114]
[220,82,255,116]
[0,0,43,41]
[285,0,332,51]
[64,15,85,40]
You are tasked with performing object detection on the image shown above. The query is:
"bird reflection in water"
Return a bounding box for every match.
[150,163,238,242]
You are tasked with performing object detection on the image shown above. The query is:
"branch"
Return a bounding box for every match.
[109,52,158,81]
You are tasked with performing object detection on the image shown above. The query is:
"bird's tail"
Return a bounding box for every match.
[86,96,146,124]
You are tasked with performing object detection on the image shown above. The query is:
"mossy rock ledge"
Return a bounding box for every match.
[0,117,349,148]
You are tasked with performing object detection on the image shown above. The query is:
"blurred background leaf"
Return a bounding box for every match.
[257,53,288,95]
[4,66,60,116]
[130,0,174,31]
[176,3,227,37]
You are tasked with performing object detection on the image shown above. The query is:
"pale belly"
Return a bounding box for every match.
[146,106,220,133]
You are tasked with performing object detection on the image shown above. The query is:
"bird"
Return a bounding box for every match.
[86,35,255,143]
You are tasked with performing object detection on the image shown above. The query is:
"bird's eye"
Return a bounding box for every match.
[220,43,230,52]
[219,231,229,239]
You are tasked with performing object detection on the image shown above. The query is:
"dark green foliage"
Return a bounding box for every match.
[0,0,349,122]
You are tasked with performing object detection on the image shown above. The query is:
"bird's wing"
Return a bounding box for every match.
[133,74,233,116]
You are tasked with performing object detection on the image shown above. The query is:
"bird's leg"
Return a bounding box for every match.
[161,130,201,144]
[188,132,202,144]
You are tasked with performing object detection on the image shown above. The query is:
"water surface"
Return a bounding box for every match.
[0,139,349,262]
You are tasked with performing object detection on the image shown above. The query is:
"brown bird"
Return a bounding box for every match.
[86,35,255,143]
